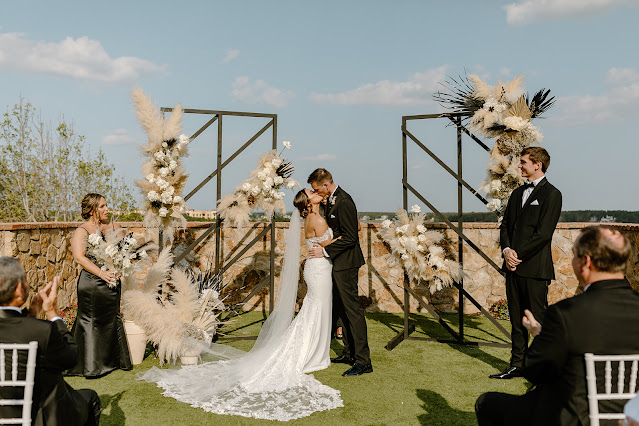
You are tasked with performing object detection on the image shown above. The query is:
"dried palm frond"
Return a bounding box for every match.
[526,89,555,118]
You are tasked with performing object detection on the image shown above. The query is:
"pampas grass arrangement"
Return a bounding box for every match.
[122,249,225,365]
[379,207,463,293]
[434,73,554,218]
[132,88,190,243]
[217,141,298,229]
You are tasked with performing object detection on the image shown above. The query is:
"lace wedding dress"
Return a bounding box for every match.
[138,211,343,421]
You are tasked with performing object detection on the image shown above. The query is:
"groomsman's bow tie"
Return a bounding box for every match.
[522,182,534,189]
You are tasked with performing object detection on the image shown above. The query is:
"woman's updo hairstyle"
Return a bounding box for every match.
[81,193,104,220]
[293,189,311,219]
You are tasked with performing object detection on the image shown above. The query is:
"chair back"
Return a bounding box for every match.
[0,341,38,426]
[585,353,639,426]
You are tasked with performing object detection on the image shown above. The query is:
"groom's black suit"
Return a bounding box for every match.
[500,176,562,368]
[0,309,101,425]
[323,186,369,364]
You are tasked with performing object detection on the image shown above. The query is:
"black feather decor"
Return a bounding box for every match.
[276,160,295,179]
[526,89,555,118]
[433,74,485,121]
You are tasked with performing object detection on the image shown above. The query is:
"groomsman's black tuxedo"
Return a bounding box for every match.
[323,186,369,365]
[499,176,562,368]
[476,279,639,426]
[0,309,101,425]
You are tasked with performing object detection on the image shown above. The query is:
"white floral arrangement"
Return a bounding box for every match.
[217,141,298,228]
[86,230,154,288]
[122,249,227,365]
[435,74,554,217]
[378,205,463,293]
[132,88,190,242]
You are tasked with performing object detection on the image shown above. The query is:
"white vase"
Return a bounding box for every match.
[124,320,147,365]
[179,346,202,365]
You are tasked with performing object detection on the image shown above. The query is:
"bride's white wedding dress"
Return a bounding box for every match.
[138,211,343,421]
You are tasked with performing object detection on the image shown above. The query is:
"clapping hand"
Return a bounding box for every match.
[522,309,542,337]
[29,276,61,320]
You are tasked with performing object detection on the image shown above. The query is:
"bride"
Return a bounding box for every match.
[138,189,342,421]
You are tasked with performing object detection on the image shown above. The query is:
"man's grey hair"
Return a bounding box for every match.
[0,257,26,305]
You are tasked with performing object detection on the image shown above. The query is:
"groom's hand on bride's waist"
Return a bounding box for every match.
[308,245,327,259]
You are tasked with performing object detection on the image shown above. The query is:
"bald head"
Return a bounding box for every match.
[573,226,631,273]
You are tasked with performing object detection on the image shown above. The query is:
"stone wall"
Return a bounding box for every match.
[2,221,638,314]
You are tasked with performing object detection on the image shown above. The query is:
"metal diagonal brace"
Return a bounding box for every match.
[403,180,505,275]
[222,274,271,321]
[219,225,272,275]
[452,282,511,340]
[173,222,218,264]
[184,119,274,201]
[402,125,489,205]
[445,116,492,152]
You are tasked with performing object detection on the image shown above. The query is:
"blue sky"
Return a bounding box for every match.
[1,0,638,213]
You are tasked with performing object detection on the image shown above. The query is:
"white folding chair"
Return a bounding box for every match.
[0,341,38,426]
[585,353,639,426]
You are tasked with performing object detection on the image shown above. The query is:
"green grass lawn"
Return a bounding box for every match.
[66,312,529,425]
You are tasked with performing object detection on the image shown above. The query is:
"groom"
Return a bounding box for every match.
[307,168,372,376]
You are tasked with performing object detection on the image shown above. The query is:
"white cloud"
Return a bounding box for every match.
[551,67,639,125]
[309,67,447,106]
[231,76,295,107]
[222,49,240,64]
[303,154,337,161]
[504,0,636,26]
[102,128,137,145]
[500,67,512,77]
[0,31,164,83]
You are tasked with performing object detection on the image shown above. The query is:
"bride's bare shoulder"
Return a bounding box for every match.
[306,213,328,237]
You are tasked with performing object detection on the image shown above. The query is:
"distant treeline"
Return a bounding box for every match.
[358,211,639,224]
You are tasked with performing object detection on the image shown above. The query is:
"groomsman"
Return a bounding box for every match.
[490,147,562,379]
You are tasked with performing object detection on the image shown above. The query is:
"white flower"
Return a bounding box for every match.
[417,244,425,252]
[418,234,428,243]
[274,176,284,185]
[401,253,409,260]
[503,116,529,132]
[276,191,285,200]
[159,167,169,177]
[124,236,137,246]
[87,232,101,246]
[398,236,407,246]
[173,196,182,203]
[487,198,502,212]
[381,219,392,228]
[156,178,169,190]
[257,171,266,180]
[105,244,118,257]
[122,258,131,269]
[162,142,168,148]
[168,160,178,170]
[146,174,155,183]
[416,224,426,233]
[410,204,421,213]
[241,182,252,192]
[166,186,175,195]
[429,246,444,257]
[154,151,165,162]
[483,97,507,113]
[251,186,260,196]
[178,134,190,145]
[161,191,173,204]
[264,197,273,203]
[282,141,291,149]
[147,191,160,202]
[271,158,282,168]
[490,179,502,193]
[139,250,147,259]
[286,180,296,189]
[159,207,169,217]
[400,224,409,234]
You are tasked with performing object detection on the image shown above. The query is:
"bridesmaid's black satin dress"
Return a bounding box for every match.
[66,254,132,377]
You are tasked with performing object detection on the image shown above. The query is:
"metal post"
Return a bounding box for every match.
[215,114,223,272]
[457,116,464,341]
[402,118,410,338]
[269,117,277,311]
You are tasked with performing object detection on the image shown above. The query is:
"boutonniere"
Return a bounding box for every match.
[329,195,336,205]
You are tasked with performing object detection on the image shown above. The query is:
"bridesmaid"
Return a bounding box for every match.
[67,193,132,377]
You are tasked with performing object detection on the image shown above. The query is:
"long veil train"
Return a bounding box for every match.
[137,210,343,421]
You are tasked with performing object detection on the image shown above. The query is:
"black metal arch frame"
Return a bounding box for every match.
[160,107,278,311]
[386,113,511,350]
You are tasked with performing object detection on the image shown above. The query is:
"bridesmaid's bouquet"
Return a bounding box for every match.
[86,230,155,288]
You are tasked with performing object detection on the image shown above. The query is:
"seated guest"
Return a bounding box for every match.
[476,226,639,426]
[622,394,639,426]
[0,257,101,425]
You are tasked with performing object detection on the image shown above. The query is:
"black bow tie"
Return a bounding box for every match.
[523,182,534,189]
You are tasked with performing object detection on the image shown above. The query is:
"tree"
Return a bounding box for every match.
[0,98,137,222]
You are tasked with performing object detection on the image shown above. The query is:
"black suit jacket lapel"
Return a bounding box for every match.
[519,177,547,216]
[326,187,342,218]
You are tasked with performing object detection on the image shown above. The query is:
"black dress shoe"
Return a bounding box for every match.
[342,362,373,376]
[489,366,522,379]
[331,354,355,365]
